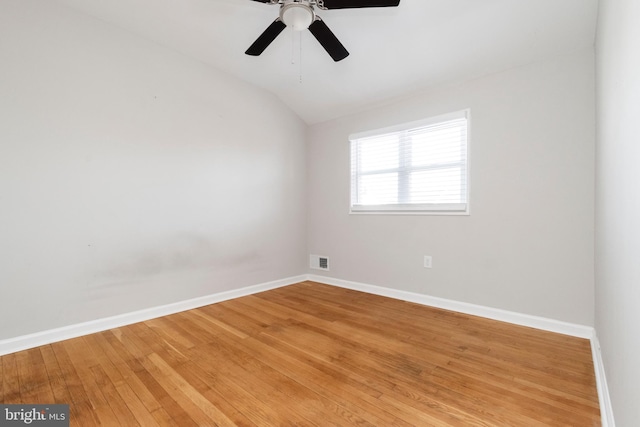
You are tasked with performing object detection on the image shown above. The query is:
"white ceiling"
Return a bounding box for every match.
[56,0,598,124]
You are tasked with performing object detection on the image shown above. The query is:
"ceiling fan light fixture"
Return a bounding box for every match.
[280,3,315,31]
[247,0,401,61]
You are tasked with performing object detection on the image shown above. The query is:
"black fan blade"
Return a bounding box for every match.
[321,0,400,9]
[245,19,286,56]
[250,0,273,3]
[308,18,349,62]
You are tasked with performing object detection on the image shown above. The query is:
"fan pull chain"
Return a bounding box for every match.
[290,29,303,83]
[291,28,296,65]
[299,31,303,83]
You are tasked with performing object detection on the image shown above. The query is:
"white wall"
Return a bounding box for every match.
[595,0,640,424]
[307,50,595,326]
[0,0,307,340]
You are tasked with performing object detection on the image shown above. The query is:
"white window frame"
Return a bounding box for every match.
[349,109,470,215]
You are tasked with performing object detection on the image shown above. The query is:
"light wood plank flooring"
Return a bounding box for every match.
[1,281,600,426]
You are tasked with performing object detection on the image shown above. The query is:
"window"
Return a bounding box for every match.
[350,110,469,214]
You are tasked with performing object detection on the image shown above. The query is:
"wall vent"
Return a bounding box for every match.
[310,254,329,271]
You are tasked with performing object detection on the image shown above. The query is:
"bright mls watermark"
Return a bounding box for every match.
[0,405,69,426]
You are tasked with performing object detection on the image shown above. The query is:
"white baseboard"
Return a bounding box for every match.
[590,331,616,427]
[307,274,594,339]
[0,274,306,357]
[1,273,593,354]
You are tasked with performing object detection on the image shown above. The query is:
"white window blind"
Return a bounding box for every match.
[350,110,469,214]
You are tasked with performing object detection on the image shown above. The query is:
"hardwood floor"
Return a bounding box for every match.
[1,281,600,426]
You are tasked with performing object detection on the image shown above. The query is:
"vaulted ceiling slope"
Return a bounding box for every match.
[55,0,598,124]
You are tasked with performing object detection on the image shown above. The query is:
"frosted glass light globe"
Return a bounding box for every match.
[281,5,314,31]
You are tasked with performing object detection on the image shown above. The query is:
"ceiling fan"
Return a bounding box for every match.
[245,0,401,62]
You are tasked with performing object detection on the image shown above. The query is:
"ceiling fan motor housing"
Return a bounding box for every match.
[280,0,315,31]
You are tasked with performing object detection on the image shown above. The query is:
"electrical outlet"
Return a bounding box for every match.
[424,256,432,268]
